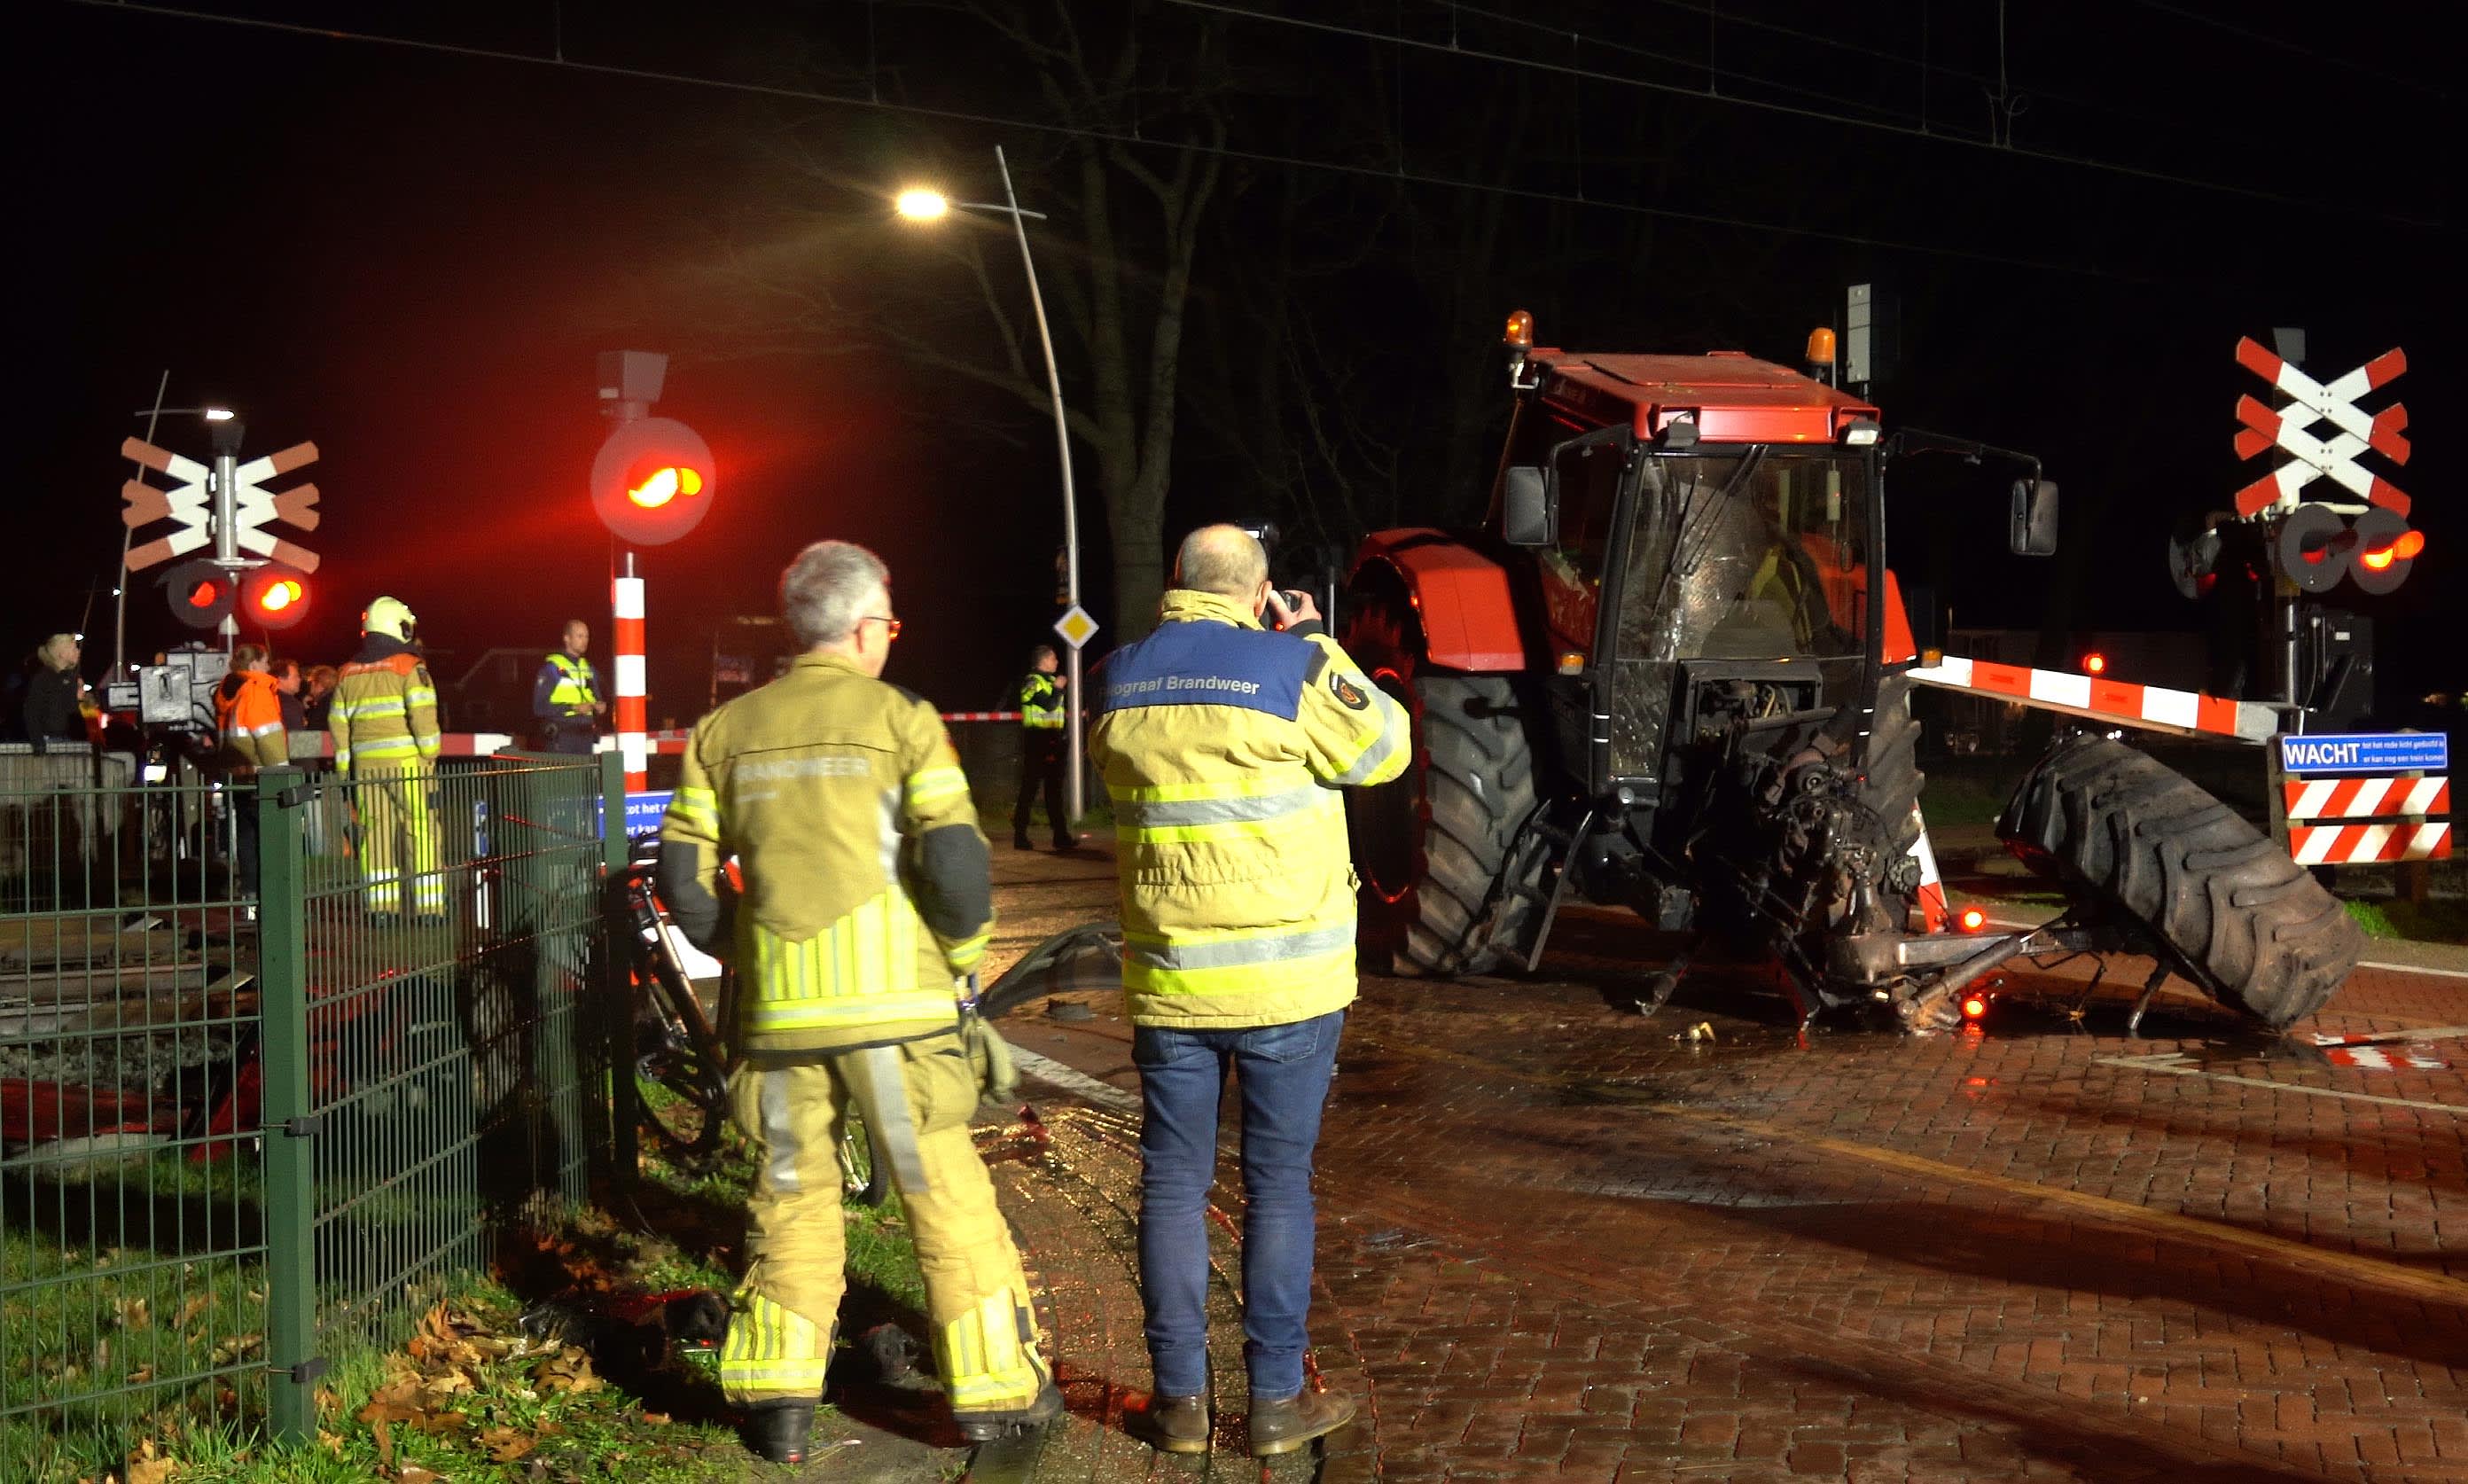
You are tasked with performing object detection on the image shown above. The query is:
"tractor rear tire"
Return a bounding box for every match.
[1998,734,2361,1027]
[1859,676,1925,880]
[1352,674,1540,977]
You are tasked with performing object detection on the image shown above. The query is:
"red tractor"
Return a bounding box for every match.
[1339,313,2362,1032]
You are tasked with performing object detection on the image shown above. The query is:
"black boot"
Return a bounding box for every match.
[741,1400,816,1464]
[955,1379,1065,1442]
[1013,832,1035,850]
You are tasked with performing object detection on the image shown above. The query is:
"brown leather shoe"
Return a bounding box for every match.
[1125,1393,1210,1454]
[1248,1387,1355,1456]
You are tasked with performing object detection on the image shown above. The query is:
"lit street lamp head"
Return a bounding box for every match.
[895,187,951,222]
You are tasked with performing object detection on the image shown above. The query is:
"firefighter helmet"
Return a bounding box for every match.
[362,595,417,642]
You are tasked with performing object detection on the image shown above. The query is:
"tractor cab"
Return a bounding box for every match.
[1487,335,1897,816]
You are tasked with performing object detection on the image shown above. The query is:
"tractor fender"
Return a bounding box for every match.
[1351,529,1526,671]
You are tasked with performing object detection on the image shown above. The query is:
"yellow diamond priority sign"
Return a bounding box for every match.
[1053,605,1099,651]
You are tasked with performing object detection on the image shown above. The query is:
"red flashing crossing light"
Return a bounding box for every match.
[2082,652,2108,676]
[1956,905,1988,933]
[163,558,235,630]
[590,417,715,545]
[242,563,312,631]
[627,465,704,509]
[1960,993,1990,1021]
[2348,507,2420,596]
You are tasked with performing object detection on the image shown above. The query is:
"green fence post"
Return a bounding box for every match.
[256,768,319,1441]
[599,753,637,1185]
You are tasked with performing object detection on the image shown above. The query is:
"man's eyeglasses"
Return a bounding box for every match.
[857,615,903,640]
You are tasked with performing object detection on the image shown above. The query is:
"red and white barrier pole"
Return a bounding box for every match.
[613,555,648,793]
[1908,803,1950,933]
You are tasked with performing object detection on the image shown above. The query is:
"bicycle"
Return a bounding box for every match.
[614,836,886,1204]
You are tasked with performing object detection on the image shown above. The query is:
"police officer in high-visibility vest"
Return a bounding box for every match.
[660,541,1061,1464]
[1090,525,1409,1458]
[533,619,605,754]
[1011,644,1074,851]
[330,597,445,922]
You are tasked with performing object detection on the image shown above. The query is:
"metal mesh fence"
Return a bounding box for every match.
[0,751,618,1475]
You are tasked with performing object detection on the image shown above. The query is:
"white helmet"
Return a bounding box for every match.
[363,596,417,642]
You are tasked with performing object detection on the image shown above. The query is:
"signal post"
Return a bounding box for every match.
[590,350,715,795]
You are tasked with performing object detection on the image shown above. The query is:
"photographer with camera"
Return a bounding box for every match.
[1091,525,1409,1457]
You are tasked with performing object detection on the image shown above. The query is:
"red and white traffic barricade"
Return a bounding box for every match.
[2270,732,2450,865]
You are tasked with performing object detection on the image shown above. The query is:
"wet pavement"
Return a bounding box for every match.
[972,843,2468,1482]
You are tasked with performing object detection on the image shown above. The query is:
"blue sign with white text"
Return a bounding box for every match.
[623,789,675,836]
[2276,732,2448,776]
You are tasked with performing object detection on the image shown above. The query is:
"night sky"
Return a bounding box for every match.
[20,1,2464,724]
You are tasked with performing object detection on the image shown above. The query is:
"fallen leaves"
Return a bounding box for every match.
[121,1438,180,1484]
[532,1346,604,1395]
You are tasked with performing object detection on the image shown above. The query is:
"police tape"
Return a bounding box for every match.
[294,713,1039,763]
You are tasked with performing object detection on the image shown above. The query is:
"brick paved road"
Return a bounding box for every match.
[975,846,2468,1482]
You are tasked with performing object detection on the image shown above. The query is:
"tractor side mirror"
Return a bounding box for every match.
[1502,465,1555,545]
[2009,479,2059,556]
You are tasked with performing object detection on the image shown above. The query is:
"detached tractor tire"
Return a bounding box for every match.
[1347,672,1540,976]
[1999,733,2362,1028]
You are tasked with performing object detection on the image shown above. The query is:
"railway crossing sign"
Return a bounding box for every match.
[121,434,323,573]
[2231,338,2411,519]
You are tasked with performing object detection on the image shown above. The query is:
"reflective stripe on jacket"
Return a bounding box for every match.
[660,652,995,1054]
[329,643,441,774]
[214,671,287,773]
[1089,589,1410,1029]
[1017,672,1066,730]
[537,652,599,717]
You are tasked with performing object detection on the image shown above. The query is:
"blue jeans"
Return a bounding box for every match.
[1133,1009,1344,1401]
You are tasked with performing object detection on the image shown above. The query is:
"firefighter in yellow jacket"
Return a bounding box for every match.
[329,597,445,921]
[659,540,1059,1464]
[1089,525,1408,1457]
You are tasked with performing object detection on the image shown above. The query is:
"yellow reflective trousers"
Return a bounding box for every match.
[718,1031,1050,1414]
[353,762,442,916]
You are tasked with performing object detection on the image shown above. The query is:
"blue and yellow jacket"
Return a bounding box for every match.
[659,652,992,1052]
[1090,589,1410,1029]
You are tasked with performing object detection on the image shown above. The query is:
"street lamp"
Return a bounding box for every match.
[897,146,1090,827]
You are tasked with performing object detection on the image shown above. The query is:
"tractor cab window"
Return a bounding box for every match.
[1619,449,1873,662]
[1536,433,1628,657]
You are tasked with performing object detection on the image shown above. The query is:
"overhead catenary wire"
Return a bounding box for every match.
[1448,0,2266,158]
[51,0,2439,287]
[1165,0,2459,234]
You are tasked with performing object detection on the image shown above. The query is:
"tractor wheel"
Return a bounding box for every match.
[1859,676,1925,869]
[1998,733,2361,1027]
[1347,671,1541,976]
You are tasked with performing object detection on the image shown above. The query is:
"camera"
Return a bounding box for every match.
[100,645,230,732]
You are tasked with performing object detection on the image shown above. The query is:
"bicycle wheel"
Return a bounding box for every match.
[632,942,730,1165]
